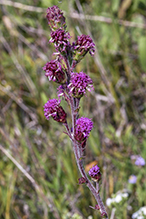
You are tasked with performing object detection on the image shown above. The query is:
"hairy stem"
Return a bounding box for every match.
[72,140,108,218]
[63,44,108,218]
[70,91,108,218]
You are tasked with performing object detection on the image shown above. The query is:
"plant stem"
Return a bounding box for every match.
[70,98,108,218]
[73,140,108,218]
[64,50,108,218]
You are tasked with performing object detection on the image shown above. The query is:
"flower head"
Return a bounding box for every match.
[46,6,66,30]
[88,165,101,181]
[68,72,94,98]
[73,34,95,60]
[44,99,67,123]
[128,175,137,184]
[135,156,145,166]
[132,206,146,219]
[43,60,66,84]
[106,192,128,207]
[114,193,128,203]
[106,198,113,207]
[50,28,71,53]
[75,117,93,144]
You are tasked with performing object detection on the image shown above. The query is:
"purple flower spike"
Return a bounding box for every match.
[135,156,145,166]
[89,165,101,182]
[75,117,93,144]
[44,99,67,123]
[68,71,94,98]
[46,6,66,30]
[128,175,137,184]
[43,60,66,84]
[74,34,95,59]
[50,28,71,53]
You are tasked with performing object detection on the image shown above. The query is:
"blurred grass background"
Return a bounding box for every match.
[0,0,146,218]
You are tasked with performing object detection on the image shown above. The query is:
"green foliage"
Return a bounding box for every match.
[0,0,146,218]
[138,36,146,71]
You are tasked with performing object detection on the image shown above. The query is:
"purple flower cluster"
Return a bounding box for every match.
[75,117,93,142]
[46,6,95,60]
[44,99,67,123]
[128,155,145,186]
[74,34,95,57]
[42,6,108,217]
[135,156,145,166]
[50,28,71,52]
[43,60,66,84]
[128,175,137,184]
[88,165,101,181]
[68,71,94,98]
[46,6,66,30]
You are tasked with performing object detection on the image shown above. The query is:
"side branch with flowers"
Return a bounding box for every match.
[43,5,108,218]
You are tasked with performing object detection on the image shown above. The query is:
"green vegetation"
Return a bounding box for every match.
[0,0,146,218]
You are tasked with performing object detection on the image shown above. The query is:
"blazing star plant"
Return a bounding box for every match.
[43,5,108,218]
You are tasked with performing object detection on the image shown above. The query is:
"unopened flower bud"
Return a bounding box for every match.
[46,6,66,30]
[78,177,87,184]
[95,204,100,210]
[101,212,108,217]
[89,204,100,210]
